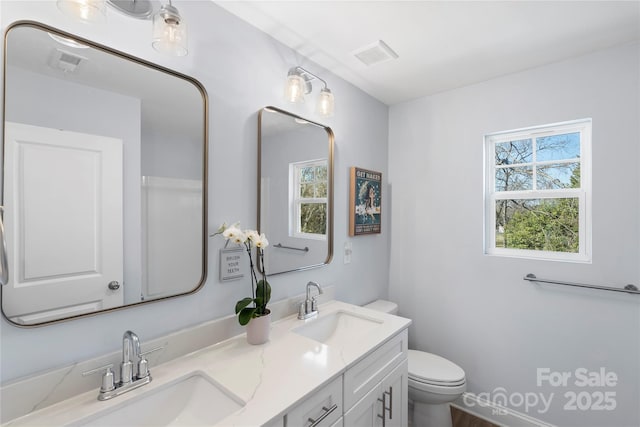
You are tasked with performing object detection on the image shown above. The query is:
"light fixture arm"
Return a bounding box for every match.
[106,0,153,19]
[292,66,329,91]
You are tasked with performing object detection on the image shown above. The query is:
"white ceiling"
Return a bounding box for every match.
[7,25,204,136]
[215,0,640,105]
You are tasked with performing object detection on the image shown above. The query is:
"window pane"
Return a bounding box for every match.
[495,198,579,253]
[300,183,314,197]
[300,167,314,183]
[300,203,327,235]
[315,165,327,181]
[316,182,327,198]
[536,132,580,161]
[537,163,580,190]
[495,166,533,191]
[495,139,532,165]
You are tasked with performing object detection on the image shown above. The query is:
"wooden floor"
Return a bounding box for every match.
[451,405,501,427]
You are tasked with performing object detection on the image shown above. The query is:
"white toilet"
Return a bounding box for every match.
[364,300,466,427]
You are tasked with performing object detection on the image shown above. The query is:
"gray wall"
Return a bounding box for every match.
[0,1,389,382]
[388,42,640,427]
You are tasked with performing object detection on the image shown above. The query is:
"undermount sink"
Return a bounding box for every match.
[70,372,244,426]
[293,310,383,345]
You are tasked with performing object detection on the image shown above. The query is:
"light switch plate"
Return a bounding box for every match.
[344,241,352,264]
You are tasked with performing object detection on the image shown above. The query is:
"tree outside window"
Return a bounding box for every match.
[292,160,328,238]
[485,120,591,261]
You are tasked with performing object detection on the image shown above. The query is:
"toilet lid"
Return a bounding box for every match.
[408,350,466,386]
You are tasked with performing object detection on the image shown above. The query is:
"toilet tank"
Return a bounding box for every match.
[363,299,398,315]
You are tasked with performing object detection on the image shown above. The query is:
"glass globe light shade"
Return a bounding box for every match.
[152,4,188,57]
[284,74,306,103]
[316,88,335,117]
[56,0,106,23]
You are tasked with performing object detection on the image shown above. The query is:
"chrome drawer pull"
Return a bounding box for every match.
[308,403,338,427]
[385,386,393,419]
[377,394,387,427]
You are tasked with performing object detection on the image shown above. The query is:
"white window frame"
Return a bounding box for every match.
[289,159,328,240]
[484,119,592,262]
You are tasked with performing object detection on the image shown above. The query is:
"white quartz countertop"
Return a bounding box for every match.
[5,300,411,426]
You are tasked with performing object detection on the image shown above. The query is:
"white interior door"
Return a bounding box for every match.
[3,122,124,324]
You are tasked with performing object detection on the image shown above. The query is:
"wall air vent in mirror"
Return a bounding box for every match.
[258,106,334,275]
[1,22,209,326]
[49,48,86,73]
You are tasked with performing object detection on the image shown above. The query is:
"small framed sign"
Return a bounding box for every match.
[219,248,245,281]
[349,167,382,236]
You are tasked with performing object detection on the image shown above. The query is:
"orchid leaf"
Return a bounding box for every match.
[255,279,271,308]
[238,307,257,326]
[235,297,254,314]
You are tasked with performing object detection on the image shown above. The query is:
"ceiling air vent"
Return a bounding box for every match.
[352,40,399,66]
[48,48,87,73]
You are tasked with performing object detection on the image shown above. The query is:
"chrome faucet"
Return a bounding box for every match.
[121,330,141,385]
[298,281,323,319]
[82,330,162,401]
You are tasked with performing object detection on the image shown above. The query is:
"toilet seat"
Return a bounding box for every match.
[408,350,466,387]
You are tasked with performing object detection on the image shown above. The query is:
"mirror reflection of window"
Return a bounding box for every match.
[258,106,334,275]
[291,160,328,239]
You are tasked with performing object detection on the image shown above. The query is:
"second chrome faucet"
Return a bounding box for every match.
[298,281,323,320]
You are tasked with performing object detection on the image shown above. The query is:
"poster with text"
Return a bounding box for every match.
[349,167,382,236]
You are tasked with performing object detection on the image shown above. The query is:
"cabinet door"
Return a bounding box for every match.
[344,330,408,410]
[381,359,408,427]
[343,384,384,427]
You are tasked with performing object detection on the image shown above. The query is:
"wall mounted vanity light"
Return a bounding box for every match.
[56,0,187,56]
[284,66,335,118]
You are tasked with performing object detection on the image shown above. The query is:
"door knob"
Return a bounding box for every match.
[108,281,120,290]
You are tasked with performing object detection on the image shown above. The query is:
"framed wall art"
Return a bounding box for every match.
[349,167,382,236]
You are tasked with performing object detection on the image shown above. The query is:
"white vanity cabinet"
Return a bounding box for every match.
[343,330,409,427]
[1,301,412,427]
[280,329,408,427]
[284,375,343,427]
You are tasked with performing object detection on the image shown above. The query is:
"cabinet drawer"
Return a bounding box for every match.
[343,329,408,410]
[285,375,343,427]
[263,416,284,427]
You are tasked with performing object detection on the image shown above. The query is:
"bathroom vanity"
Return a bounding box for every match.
[2,300,410,427]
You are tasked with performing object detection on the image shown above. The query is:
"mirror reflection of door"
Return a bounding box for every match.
[3,122,123,324]
[2,23,208,326]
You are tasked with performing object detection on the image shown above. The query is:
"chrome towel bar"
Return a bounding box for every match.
[274,243,309,252]
[524,273,640,295]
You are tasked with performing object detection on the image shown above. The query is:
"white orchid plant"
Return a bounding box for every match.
[212,222,271,326]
